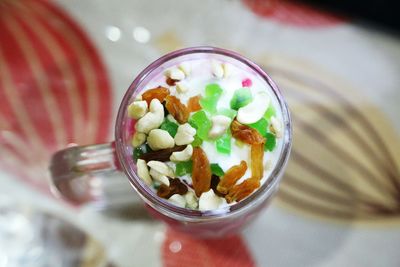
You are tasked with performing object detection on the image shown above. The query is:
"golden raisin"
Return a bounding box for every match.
[225,177,260,203]
[187,95,202,112]
[192,147,212,197]
[251,143,264,180]
[142,86,170,105]
[231,119,265,145]
[217,161,247,194]
[165,95,189,124]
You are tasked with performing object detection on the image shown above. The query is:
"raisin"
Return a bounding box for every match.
[166,77,178,86]
[157,178,188,199]
[192,147,212,197]
[187,95,202,112]
[251,143,264,180]
[210,175,225,197]
[142,86,170,105]
[230,119,265,145]
[217,161,247,194]
[225,178,260,203]
[139,145,185,162]
[165,95,190,124]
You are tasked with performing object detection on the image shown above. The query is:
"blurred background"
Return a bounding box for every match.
[0,0,399,266]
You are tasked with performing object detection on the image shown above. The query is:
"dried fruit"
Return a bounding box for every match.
[217,161,247,194]
[187,95,202,112]
[166,77,177,86]
[210,175,225,197]
[165,95,190,124]
[191,147,212,197]
[251,143,264,180]
[157,178,188,199]
[142,86,170,105]
[230,119,265,145]
[226,178,260,203]
[139,145,185,162]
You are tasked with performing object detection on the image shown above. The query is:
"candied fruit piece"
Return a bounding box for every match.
[139,145,185,162]
[165,95,190,124]
[187,95,202,112]
[192,147,212,197]
[215,131,231,155]
[160,119,179,137]
[200,84,223,113]
[132,146,144,162]
[264,132,276,151]
[217,161,247,194]
[263,105,276,120]
[175,161,193,176]
[230,88,252,110]
[189,110,212,140]
[142,86,170,105]
[251,143,264,180]
[191,134,203,147]
[248,118,268,137]
[157,178,188,199]
[210,163,225,177]
[225,177,260,203]
[231,119,265,145]
[242,78,252,87]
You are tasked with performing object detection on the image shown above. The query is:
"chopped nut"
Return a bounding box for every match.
[211,60,224,78]
[131,132,146,147]
[136,99,164,133]
[136,159,152,186]
[185,191,198,209]
[168,194,186,208]
[174,123,196,145]
[147,160,175,177]
[170,145,193,162]
[222,63,232,78]
[237,92,270,124]
[149,168,170,186]
[208,115,231,139]
[128,100,148,119]
[176,82,189,94]
[165,68,185,81]
[147,129,175,150]
[270,116,282,138]
[179,62,191,76]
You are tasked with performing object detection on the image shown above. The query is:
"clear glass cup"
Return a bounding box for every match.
[49,46,292,238]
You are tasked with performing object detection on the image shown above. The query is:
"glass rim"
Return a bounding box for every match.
[115,46,292,221]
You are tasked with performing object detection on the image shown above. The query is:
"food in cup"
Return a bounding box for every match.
[127,58,283,211]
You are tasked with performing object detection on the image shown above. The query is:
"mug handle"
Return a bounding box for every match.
[49,142,139,209]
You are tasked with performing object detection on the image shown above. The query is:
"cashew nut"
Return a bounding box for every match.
[136,159,152,186]
[222,63,232,78]
[128,100,148,119]
[149,169,170,186]
[237,92,270,124]
[134,94,143,101]
[174,123,196,146]
[147,129,175,150]
[168,194,186,208]
[199,189,224,211]
[176,82,189,94]
[131,132,146,147]
[178,62,191,76]
[270,116,282,138]
[167,114,178,124]
[165,68,185,81]
[208,115,231,139]
[211,60,224,78]
[170,145,193,162]
[147,161,175,177]
[185,191,198,209]
[135,99,164,134]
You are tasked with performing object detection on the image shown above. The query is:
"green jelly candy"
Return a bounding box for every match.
[248,118,268,136]
[264,105,276,120]
[200,84,223,113]
[264,132,276,151]
[230,88,252,110]
[191,134,203,147]
[160,119,178,137]
[210,163,225,177]
[132,146,144,162]
[218,108,237,119]
[216,131,231,155]
[189,111,211,140]
[175,161,193,176]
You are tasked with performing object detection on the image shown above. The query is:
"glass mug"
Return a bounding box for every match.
[50,46,292,238]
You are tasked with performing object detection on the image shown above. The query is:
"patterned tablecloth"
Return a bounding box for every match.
[0,0,399,266]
